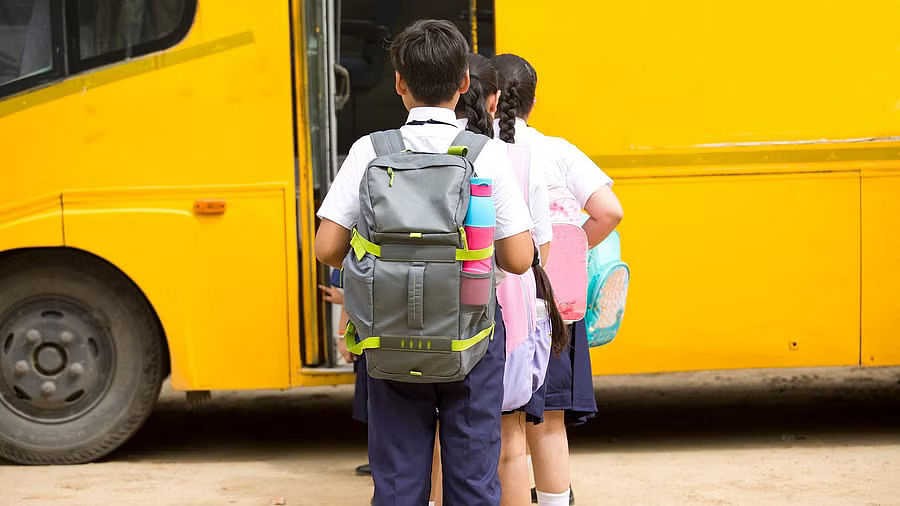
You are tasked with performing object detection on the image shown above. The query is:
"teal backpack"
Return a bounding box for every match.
[585,231,630,347]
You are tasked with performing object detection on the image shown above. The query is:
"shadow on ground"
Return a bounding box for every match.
[2,366,893,467]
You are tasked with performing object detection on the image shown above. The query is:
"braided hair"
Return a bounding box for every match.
[455,54,499,137]
[491,54,538,144]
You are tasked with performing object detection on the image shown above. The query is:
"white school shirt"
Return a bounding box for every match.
[457,118,552,247]
[495,117,613,207]
[318,107,532,241]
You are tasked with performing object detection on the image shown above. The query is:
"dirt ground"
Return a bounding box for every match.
[1,366,899,506]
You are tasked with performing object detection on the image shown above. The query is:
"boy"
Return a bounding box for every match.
[315,19,534,506]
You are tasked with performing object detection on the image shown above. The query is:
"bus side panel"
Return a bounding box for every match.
[591,172,860,374]
[63,185,291,389]
[0,195,63,251]
[861,171,900,366]
[496,0,900,156]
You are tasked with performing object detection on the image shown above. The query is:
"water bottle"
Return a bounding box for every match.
[461,178,494,305]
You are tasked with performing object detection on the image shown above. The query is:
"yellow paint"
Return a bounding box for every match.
[496,0,900,154]
[497,0,900,373]
[590,172,860,373]
[0,194,63,250]
[861,170,900,366]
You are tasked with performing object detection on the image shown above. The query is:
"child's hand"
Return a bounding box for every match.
[318,284,345,305]
[338,337,355,363]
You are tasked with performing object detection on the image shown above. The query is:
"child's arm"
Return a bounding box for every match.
[557,139,624,247]
[582,186,623,247]
[495,231,534,274]
[315,219,352,269]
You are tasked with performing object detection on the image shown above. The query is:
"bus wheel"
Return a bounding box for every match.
[0,250,165,465]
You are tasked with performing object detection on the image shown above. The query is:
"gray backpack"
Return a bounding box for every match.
[342,129,496,383]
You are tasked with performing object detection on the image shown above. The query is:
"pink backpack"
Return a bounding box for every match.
[496,145,538,355]
[544,189,588,322]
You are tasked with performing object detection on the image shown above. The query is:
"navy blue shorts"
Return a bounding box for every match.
[365,305,507,506]
[352,352,368,424]
[540,319,597,426]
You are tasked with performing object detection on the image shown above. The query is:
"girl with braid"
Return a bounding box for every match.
[492,53,624,506]
[456,54,566,506]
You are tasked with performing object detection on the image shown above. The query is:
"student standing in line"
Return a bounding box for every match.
[455,53,567,506]
[492,53,624,506]
[320,274,372,477]
[315,20,534,506]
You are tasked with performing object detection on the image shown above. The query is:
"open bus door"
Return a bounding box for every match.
[296,1,491,377]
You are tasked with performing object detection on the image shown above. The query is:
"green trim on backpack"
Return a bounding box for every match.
[345,323,495,355]
[448,145,469,156]
[350,227,493,262]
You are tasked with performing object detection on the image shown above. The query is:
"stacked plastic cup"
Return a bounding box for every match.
[461,177,494,305]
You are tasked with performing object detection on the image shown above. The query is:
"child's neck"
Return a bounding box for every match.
[405,98,458,112]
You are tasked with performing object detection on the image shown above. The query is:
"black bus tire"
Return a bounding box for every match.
[0,249,165,465]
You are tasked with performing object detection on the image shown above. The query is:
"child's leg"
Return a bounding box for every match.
[367,375,438,505]
[525,410,570,495]
[430,424,442,506]
[437,304,507,506]
[499,412,530,506]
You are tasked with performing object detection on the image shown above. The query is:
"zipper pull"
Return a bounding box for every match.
[387,167,394,187]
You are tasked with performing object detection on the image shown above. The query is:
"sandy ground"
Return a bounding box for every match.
[1,366,899,506]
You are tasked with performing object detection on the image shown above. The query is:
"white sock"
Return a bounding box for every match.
[428,502,436,506]
[536,489,570,506]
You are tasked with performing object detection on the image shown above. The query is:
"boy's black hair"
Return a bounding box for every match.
[390,19,470,105]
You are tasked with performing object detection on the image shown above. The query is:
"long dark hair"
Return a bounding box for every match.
[455,53,499,137]
[491,53,538,143]
[531,245,567,355]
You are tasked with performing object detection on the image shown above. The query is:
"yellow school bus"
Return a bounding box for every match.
[0,0,897,464]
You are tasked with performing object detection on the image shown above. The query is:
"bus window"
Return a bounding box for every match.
[68,0,196,72]
[0,0,58,97]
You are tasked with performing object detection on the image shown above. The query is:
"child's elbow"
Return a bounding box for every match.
[503,254,532,275]
[607,204,624,226]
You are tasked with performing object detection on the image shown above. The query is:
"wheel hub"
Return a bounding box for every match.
[0,298,115,423]
[35,344,67,376]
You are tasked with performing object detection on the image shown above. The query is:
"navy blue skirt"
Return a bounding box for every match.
[509,385,546,424]
[351,352,368,424]
[540,319,597,426]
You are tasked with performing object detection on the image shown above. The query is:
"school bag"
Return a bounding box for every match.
[497,144,551,410]
[342,129,497,383]
[544,188,589,323]
[585,230,630,347]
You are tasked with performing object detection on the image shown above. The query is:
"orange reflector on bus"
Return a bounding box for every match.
[193,199,226,215]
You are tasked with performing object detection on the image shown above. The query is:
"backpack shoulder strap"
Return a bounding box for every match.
[507,144,531,206]
[450,130,490,163]
[370,129,405,157]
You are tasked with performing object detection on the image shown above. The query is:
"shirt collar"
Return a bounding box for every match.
[405,107,459,125]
